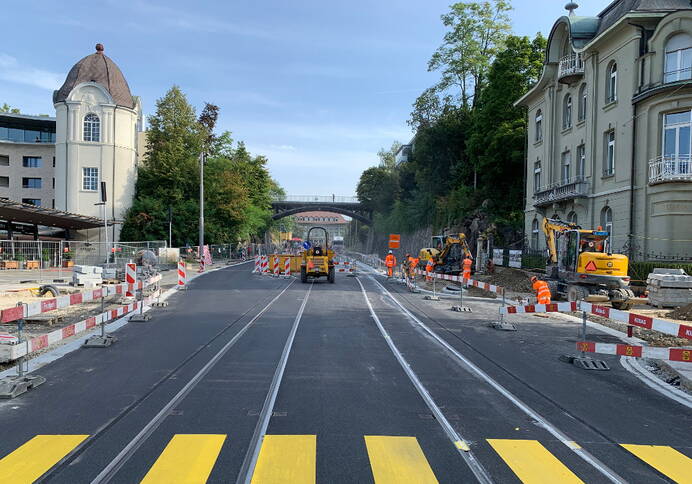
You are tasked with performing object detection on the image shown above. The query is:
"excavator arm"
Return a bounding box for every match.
[542,218,579,264]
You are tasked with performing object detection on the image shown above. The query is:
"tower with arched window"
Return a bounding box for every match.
[53,43,142,242]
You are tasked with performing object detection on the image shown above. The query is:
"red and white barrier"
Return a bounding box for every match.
[261,255,269,275]
[500,300,692,341]
[413,268,504,295]
[0,274,162,325]
[253,256,261,273]
[177,261,187,287]
[125,263,136,297]
[0,294,158,362]
[273,255,280,277]
[284,258,291,278]
[576,341,691,363]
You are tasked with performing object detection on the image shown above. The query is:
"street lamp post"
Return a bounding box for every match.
[199,151,207,250]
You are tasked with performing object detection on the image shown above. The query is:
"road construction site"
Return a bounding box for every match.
[0,260,689,483]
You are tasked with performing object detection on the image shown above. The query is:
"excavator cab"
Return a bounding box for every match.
[419,233,471,275]
[300,227,335,283]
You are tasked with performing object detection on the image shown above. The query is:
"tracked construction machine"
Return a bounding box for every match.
[419,233,472,275]
[541,217,634,309]
[300,227,336,283]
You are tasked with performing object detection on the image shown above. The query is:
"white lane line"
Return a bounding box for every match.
[369,276,627,484]
[90,279,296,484]
[239,283,313,484]
[356,278,494,484]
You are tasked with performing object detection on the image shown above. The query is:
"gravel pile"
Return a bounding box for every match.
[667,303,692,321]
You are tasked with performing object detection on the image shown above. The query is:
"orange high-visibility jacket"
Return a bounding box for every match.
[426,260,434,271]
[532,280,551,304]
[385,254,396,267]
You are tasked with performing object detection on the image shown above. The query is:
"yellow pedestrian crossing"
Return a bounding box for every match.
[0,434,88,484]
[364,435,438,483]
[621,444,692,484]
[251,435,316,484]
[0,433,690,483]
[487,439,584,483]
[140,434,226,484]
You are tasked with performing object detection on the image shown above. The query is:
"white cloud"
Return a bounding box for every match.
[0,54,64,91]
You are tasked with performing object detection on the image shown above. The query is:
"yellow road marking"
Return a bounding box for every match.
[621,444,692,484]
[364,435,438,484]
[251,435,316,484]
[487,439,584,483]
[141,434,226,484]
[0,434,88,484]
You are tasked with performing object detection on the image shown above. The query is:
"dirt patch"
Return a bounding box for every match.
[473,266,536,293]
[667,303,692,321]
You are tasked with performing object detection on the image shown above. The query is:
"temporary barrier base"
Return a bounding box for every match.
[560,354,610,371]
[451,305,472,313]
[82,334,117,348]
[489,321,517,331]
[0,374,46,399]
[129,313,152,322]
[152,301,169,308]
[424,295,440,301]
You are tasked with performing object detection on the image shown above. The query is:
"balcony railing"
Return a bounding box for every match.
[649,155,692,184]
[558,53,584,83]
[272,195,360,203]
[533,176,588,206]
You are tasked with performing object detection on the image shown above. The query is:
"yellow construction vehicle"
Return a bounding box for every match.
[542,217,634,309]
[419,233,472,275]
[300,227,335,283]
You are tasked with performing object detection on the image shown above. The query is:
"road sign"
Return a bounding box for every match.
[388,234,400,249]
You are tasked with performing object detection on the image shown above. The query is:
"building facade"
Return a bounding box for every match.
[293,211,348,241]
[517,0,692,259]
[0,113,56,208]
[53,43,143,242]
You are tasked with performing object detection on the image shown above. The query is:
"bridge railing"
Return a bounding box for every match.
[272,195,360,203]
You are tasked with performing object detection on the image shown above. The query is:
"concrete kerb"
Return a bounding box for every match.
[0,260,252,382]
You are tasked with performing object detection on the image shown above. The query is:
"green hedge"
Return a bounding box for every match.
[629,261,692,281]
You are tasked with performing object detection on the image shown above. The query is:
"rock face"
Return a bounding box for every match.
[647,268,692,308]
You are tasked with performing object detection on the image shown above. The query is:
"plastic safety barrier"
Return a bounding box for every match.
[576,341,691,363]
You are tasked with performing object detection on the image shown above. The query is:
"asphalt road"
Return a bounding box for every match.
[0,264,689,483]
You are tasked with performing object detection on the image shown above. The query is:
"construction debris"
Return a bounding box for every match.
[668,303,692,322]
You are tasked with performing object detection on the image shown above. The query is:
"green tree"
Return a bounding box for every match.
[427,0,512,109]
[0,103,20,114]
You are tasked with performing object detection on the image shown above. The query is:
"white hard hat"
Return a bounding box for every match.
[388,250,393,254]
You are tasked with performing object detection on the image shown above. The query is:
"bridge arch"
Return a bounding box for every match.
[271,205,372,225]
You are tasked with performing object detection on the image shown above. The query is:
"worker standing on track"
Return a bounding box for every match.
[462,256,473,280]
[531,276,552,304]
[385,250,396,278]
[409,256,420,279]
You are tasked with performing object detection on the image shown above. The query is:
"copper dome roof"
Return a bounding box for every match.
[53,44,135,109]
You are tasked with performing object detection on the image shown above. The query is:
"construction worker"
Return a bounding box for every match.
[409,256,420,279]
[385,250,396,278]
[425,257,434,282]
[462,256,473,280]
[402,253,411,281]
[531,276,552,304]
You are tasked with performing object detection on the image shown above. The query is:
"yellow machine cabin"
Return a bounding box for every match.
[542,218,634,309]
[300,226,335,283]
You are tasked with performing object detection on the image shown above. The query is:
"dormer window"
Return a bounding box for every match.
[664,33,692,83]
[83,113,100,142]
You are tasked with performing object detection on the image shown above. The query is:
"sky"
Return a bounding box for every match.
[1,0,613,197]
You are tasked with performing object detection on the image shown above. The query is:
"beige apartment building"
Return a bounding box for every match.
[517,0,692,259]
[0,113,56,209]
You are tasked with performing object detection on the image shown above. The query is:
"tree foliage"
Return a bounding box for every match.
[0,103,20,114]
[121,86,280,245]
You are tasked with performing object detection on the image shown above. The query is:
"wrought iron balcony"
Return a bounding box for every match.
[649,155,692,184]
[558,53,584,84]
[533,176,589,207]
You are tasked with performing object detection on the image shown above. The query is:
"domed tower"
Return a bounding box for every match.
[53,43,142,242]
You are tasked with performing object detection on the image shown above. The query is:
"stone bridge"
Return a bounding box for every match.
[271,195,372,225]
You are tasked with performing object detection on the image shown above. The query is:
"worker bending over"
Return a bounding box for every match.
[531,276,551,304]
[385,251,396,278]
[409,256,420,279]
[462,256,473,280]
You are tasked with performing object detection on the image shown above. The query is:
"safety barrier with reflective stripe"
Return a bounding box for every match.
[0,274,162,325]
[500,300,692,341]
[576,341,692,363]
[413,268,504,295]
